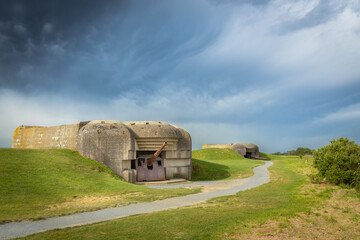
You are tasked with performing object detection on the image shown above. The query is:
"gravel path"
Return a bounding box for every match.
[0,161,273,240]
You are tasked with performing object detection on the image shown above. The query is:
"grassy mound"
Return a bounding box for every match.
[192,148,264,180]
[259,152,271,160]
[0,149,199,223]
[193,148,246,160]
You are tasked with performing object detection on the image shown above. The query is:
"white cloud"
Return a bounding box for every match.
[180,121,273,150]
[0,87,276,147]
[1,88,356,152]
[314,102,360,123]
[191,0,360,89]
[213,90,273,113]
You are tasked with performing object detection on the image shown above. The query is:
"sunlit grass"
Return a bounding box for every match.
[0,148,199,223]
[21,155,324,240]
[192,148,264,180]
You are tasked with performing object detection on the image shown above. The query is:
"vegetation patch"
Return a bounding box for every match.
[192,148,263,180]
[311,137,360,191]
[230,186,360,239]
[8,149,360,239]
[0,149,199,223]
[20,155,325,240]
[259,152,271,160]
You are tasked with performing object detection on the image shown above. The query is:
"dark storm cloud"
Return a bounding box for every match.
[0,0,129,94]
[0,0,223,100]
[0,0,121,50]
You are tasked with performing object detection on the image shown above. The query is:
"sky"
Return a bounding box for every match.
[1,0,360,152]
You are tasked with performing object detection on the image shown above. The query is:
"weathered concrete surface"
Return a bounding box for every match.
[0,161,273,240]
[239,143,260,158]
[76,121,136,177]
[12,124,79,150]
[12,120,192,181]
[203,143,260,159]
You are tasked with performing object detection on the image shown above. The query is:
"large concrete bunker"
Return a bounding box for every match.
[203,143,260,159]
[12,120,192,182]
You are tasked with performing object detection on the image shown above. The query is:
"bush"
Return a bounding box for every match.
[308,173,324,184]
[313,137,360,190]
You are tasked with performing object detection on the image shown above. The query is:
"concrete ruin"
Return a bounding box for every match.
[202,143,260,159]
[12,120,192,183]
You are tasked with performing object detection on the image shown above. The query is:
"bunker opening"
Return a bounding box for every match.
[244,152,253,159]
[136,151,165,159]
[135,142,167,182]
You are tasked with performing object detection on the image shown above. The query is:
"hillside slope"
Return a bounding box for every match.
[0,149,198,222]
[192,148,264,180]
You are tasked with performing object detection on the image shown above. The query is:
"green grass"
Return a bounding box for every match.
[20,154,317,240]
[259,152,271,160]
[191,148,264,180]
[10,149,358,240]
[0,149,199,223]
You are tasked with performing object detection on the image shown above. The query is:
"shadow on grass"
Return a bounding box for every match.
[191,158,231,181]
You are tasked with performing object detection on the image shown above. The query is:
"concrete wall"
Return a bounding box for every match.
[230,143,247,156]
[202,144,230,149]
[12,124,78,150]
[76,120,136,177]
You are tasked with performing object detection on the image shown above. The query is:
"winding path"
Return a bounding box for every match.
[0,161,273,240]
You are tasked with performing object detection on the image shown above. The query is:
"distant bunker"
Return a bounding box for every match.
[203,143,260,159]
[12,120,192,183]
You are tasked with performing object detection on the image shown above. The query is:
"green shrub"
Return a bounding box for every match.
[308,173,324,184]
[313,138,360,190]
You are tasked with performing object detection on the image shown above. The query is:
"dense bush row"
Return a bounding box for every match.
[311,137,360,191]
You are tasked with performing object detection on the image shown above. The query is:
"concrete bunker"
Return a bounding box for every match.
[203,143,260,159]
[12,120,192,183]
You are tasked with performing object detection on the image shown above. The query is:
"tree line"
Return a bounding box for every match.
[272,147,313,156]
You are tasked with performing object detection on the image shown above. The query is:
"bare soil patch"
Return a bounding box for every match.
[46,192,147,211]
[228,184,360,240]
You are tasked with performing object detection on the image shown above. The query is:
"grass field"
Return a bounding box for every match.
[192,148,264,180]
[21,154,360,239]
[0,149,200,223]
[0,148,260,223]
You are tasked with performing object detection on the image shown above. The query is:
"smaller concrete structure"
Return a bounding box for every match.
[203,143,260,159]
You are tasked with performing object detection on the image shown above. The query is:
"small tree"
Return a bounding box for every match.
[312,137,360,190]
[296,147,313,155]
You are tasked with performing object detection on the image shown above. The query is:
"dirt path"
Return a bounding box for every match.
[0,161,273,240]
